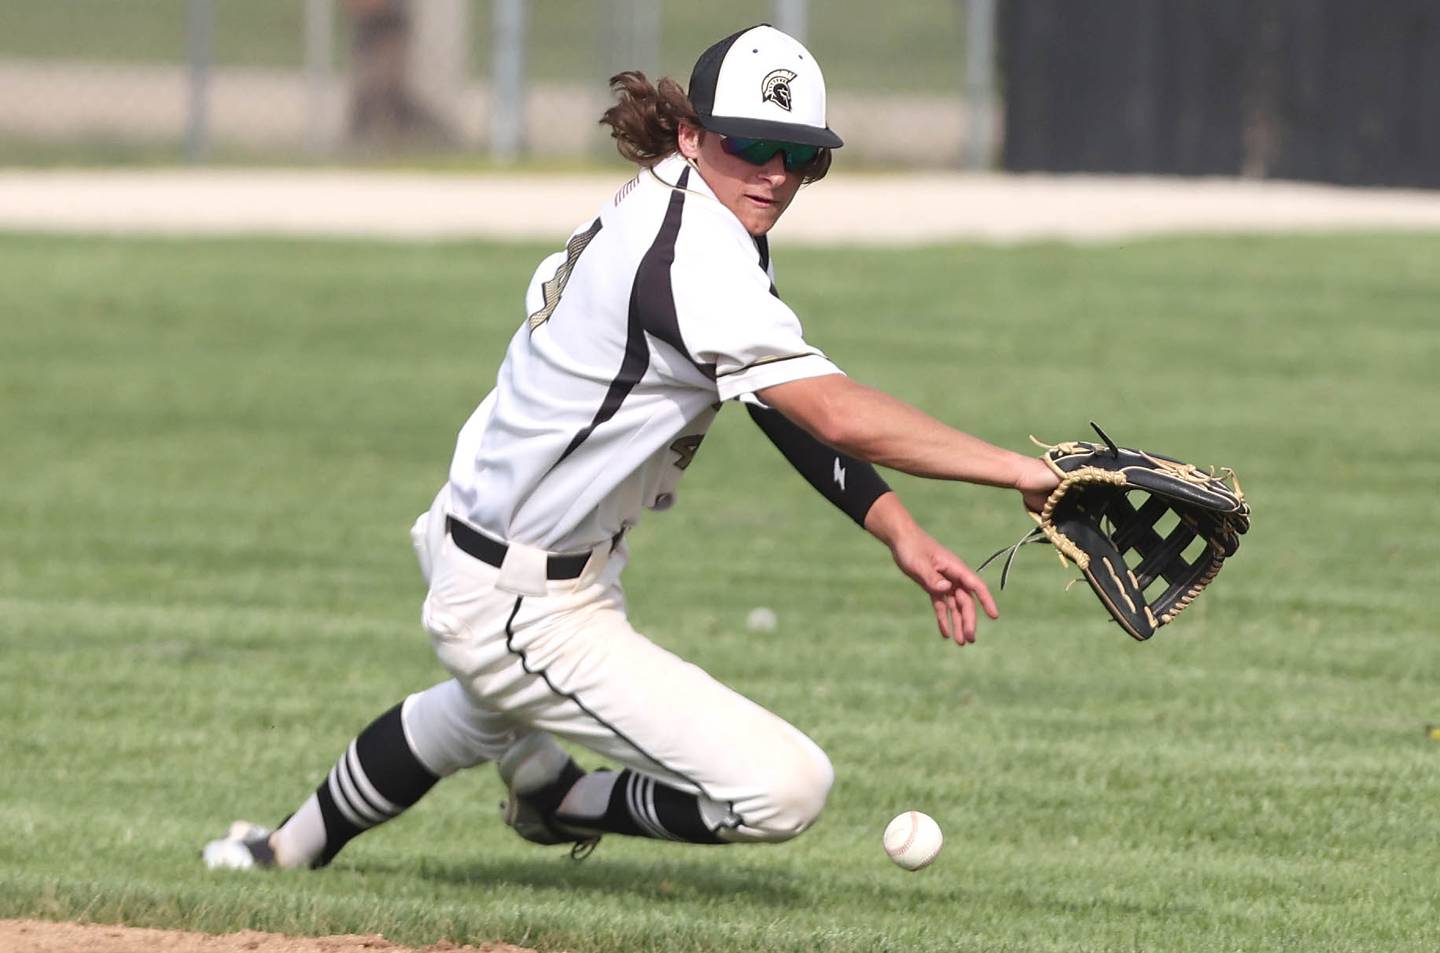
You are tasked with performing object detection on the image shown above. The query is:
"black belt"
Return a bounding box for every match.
[446,517,590,580]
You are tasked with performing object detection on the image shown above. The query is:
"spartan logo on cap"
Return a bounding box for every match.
[761,68,797,111]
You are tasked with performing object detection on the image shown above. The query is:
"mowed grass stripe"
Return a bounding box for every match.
[1,231,1438,952]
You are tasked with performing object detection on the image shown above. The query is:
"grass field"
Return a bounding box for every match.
[0,0,968,92]
[2,229,1438,953]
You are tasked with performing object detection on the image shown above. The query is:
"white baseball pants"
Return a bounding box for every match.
[404,488,833,842]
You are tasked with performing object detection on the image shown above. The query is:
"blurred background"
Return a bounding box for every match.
[0,0,996,169]
[0,0,1436,184]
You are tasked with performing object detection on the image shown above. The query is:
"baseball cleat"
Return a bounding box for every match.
[201,820,277,870]
[497,733,602,856]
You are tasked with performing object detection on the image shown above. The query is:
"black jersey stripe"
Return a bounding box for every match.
[555,166,701,467]
[633,168,717,380]
[714,351,824,379]
[755,234,779,298]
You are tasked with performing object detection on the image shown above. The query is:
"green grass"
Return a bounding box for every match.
[0,0,967,92]
[2,230,1439,953]
[0,0,310,68]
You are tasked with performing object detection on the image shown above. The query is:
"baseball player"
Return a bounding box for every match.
[204,23,1058,870]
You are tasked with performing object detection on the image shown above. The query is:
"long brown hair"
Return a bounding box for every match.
[598,70,831,184]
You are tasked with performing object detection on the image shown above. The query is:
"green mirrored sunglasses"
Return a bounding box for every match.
[719,136,822,171]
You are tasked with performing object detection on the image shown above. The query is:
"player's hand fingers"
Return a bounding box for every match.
[943,561,997,621]
[932,589,972,646]
[966,569,999,620]
[955,588,977,644]
[927,576,966,645]
[932,595,954,641]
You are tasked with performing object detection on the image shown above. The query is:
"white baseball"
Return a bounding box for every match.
[883,811,943,871]
[745,606,778,632]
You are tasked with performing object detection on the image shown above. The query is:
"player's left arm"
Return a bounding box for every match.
[745,403,994,646]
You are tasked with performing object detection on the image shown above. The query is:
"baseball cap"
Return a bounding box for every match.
[687,24,844,149]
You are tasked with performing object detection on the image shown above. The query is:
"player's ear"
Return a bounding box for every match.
[676,122,703,162]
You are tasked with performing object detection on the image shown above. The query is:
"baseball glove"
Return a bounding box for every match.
[982,423,1250,641]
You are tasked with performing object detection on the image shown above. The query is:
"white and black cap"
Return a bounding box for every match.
[688,24,843,149]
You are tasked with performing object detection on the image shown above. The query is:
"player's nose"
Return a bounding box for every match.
[757,153,787,181]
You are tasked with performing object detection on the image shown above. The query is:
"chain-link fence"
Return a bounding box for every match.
[0,0,997,167]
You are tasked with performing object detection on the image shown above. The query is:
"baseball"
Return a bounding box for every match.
[883,811,943,871]
[745,606,778,632]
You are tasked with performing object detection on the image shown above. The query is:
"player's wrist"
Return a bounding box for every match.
[861,491,911,546]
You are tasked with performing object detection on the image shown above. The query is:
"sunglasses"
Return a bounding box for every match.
[719,136,823,171]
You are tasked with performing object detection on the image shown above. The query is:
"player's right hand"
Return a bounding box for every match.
[887,527,999,646]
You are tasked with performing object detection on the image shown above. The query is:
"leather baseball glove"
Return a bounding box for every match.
[983,423,1250,640]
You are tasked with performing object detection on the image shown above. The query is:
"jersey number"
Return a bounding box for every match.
[670,435,705,471]
[528,218,603,330]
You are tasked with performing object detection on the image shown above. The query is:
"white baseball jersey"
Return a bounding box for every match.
[447,154,844,554]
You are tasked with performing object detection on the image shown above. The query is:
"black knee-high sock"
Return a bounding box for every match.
[310,701,439,867]
[558,769,724,844]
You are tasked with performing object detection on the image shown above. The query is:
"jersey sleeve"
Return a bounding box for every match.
[670,224,843,402]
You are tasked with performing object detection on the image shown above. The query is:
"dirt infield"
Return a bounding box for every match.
[2,168,1440,243]
[0,919,542,953]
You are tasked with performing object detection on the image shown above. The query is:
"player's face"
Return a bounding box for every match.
[678,124,805,237]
